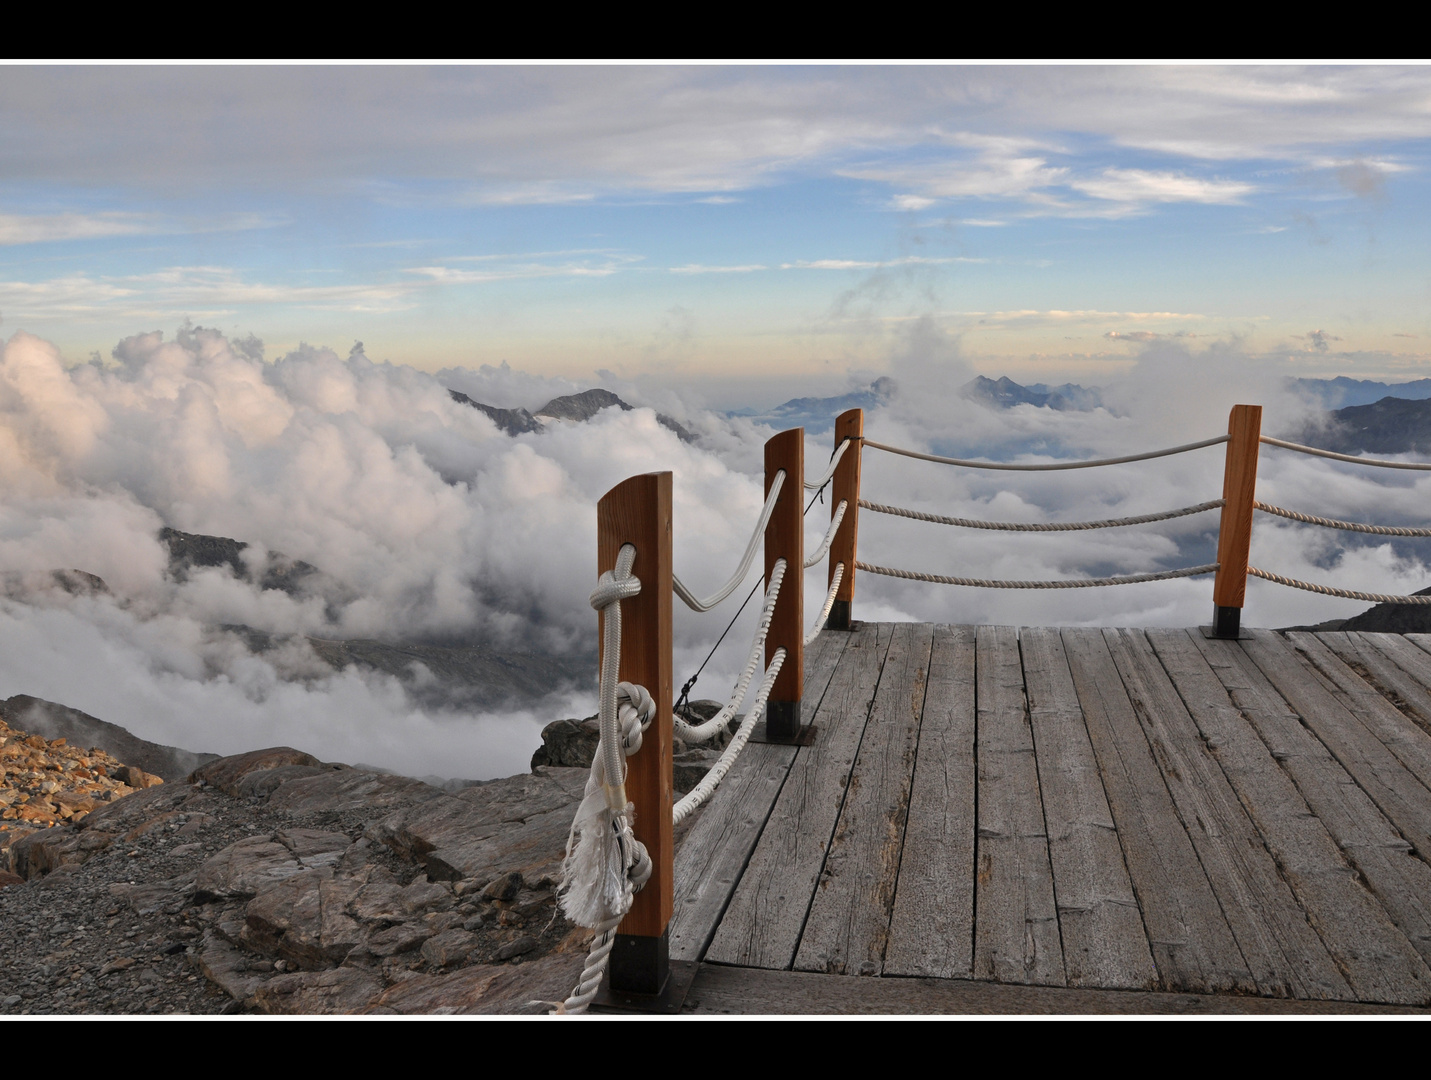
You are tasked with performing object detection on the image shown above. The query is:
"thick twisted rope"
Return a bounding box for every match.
[1247,567,1431,604]
[858,497,1223,532]
[674,647,787,826]
[673,470,785,612]
[805,500,848,566]
[806,563,844,647]
[675,558,786,746]
[1259,436,1431,471]
[855,560,1219,589]
[554,546,657,1015]
[862,434,1228,471]
[1254,501,1431,537]
[805,438,851,491]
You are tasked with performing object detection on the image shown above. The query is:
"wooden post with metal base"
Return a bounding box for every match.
[1211,405,1262,639]
[593,472,681,1007]
[763,428,805,742]
[826,408,863,631]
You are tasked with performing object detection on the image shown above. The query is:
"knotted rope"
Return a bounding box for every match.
[553,544,657,1015]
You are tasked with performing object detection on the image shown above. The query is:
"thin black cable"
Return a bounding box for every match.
[675,440,848,719]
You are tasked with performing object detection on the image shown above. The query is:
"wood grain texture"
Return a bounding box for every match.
[884,625,977,979]
[1244,631,1431,893]
[1312,632,1431,783]
[1061,628,1252,994]
[765,427,804,707]
[1191,632,1431,1002]
[1020,627,1156,990]
[829,409,863,611]
[668,631,849,963]
[1124,629,1352,1000]
[596,471,673,938]
[1213,404,1262,609]
[795,622,932,975]
[705,622,893,969]
[973,625,1066,986]
[681,964,1428,1016]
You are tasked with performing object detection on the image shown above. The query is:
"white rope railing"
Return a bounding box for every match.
[858,498,1224,532]
[1259,436,1431,471]
[804,500,848,566]
[673,470,785,612]
[553,545,656,1015]
[862,434,1229,471]
[674,647,786,826]
[675,559,786,746]
[804,438,851,491]
[1254,501,1431,537]
[806,563,844,647]
[856,560,1219,589]
[1247,567,1431,604]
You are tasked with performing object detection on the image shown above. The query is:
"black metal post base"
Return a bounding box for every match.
[826,599,853,631]
[1207,605,1244,639]
[765,699,800,742]
[609,929,667,996]
[592,931,698,1014]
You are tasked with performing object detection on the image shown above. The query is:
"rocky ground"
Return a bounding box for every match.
[0,700,732,1015]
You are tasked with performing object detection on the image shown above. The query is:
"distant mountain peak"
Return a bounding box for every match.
[450,386,694,442]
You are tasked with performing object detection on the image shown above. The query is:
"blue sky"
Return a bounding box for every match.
[3,64,1431,407]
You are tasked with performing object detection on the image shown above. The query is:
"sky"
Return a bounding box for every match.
[4,64,1431,405]
[5,64,1431,779]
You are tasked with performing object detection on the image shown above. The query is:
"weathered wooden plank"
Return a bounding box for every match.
[1244,631,1431,889]
[1326,632,1431,724]
[669,629,848,962]
[705,621,894,969]
[973,625,1065,986]
[884,625,977,979]
[795,622,932,974]
[682,964,1428,1016]
[1134,629,1354,1000]
[1020,626,1156,990]
[1290,632,1431,798]
[1190,631,1431,1002]
[1060,627,1253,994]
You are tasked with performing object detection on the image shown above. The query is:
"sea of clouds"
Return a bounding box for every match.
[2,322,1429,780]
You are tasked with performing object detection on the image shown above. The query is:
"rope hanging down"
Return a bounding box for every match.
[672,470,785,612]
[674,559,786,746]
[855,561,1219,589]
[1259,436,1431,471]
[1247,567,1431,604]
[805,500,848,565]
[804,437,851,491]
[1254,501,1431,537]
[858,498,1223,532]
[862,434,1229,471]
[807,563,844,647]
[553,544,656,1015]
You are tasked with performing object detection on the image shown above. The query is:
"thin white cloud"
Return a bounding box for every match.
[0,209,282,247]
[1070,168,1256,206]
[782,255,987,270]
[669,263,767,274]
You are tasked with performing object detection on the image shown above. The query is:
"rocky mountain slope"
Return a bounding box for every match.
[450,386,694,442]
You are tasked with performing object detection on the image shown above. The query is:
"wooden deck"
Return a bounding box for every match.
[668,623,1431,1011]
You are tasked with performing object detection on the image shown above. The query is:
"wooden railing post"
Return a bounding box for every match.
[827,408,863,631]
[596,472,674,995]
[764,428,804,741]
[1211,404,1262,638]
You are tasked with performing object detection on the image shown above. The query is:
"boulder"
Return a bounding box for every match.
[189,748,323,796]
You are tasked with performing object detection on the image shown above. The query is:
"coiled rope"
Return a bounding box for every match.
[858,498,1224,532]
[553,545,656,1015]
[855,561,1219,589]
[1259,436,1431,471]
[862,434,1229,471]
[1254,501,1431,537]
[1247,567,1431,604]
[673,470,785,612]
[807,564,844,647]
